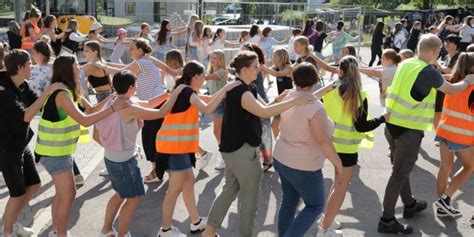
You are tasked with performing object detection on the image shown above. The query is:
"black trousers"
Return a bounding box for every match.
[369,45,382,67]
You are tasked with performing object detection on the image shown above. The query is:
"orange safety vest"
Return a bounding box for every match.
[155,105,199,154]
[21,19,40,50]
[436,85,474,146]
[21,37,34,50]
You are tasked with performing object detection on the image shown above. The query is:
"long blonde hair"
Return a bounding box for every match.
[450,52,474,83]
[273,47,291,69]
[209,50,226,73]
[339,55,363,120]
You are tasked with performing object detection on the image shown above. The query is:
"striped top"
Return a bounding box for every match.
[135,58,164,100]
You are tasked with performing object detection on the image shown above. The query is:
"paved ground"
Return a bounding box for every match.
[1,46,473,237]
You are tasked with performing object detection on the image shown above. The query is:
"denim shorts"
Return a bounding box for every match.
[105,157,145,198]
[168,154,193,171]
[434,136,473,151]
[214,100,225,117]
[40,155,73,175]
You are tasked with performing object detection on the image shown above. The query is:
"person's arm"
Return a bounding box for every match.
[309,109,343,186]
[313,82,337,98]
[353,98,386,132]
[241,91,313,118]
[359,67,383,78]
[223,39,240,46]
[147,56,181,77]
[313,55,338,73]
[171,27,188,36]
[190,82,240,114]
[56,91,128,126]
[438,77,473,94]
[95,60,141,75]
[23,83,66,122]
[260,65,293,78]
[69,32,88,42]
[81,93,115,114]
[98,34,115,44]
[127,85,185,120]
[28,27,40,41]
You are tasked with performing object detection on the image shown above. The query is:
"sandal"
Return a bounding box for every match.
[144,170,161,183]
[263,163,273,172]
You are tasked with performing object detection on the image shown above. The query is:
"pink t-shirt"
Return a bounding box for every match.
[273,91,335,171]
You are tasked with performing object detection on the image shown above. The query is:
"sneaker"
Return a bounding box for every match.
[470,215,474,224]
[317,228,342,237]
[403,199,427,219]
[435,196,462,217]
[436,208,449,218]
[0,173,6,187]
[99,169,109,176]
[157,226,186,237]
[48,230,57,237]
[98,229,118,237]
[14,222,35,236]
[318,216,341,230]
[214,159,225,170]
[377,218,413,235]
[74,175,85,186]
[200,151,213,170]
[190,217,207,233]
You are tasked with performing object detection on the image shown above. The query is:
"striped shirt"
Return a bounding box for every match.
[136,58,164,100]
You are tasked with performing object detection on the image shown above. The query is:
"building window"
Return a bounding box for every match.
[125,2,135,16]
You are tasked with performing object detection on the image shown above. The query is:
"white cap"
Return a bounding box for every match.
[90,21,103,31]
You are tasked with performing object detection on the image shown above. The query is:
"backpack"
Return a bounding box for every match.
[384,32,395,49]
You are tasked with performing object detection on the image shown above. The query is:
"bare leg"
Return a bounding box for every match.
[51,169,76,237]
[436,143,455,196]
[444,148,474,197]
[161,171,186,228]
[321,166,355,230]
[102,193,124,234]
[182,169,200,223]
[117,196,143,236]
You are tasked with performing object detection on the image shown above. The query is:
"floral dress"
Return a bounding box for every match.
[28,65,52,96]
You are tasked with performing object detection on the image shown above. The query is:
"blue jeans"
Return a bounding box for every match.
[274,159,325,237]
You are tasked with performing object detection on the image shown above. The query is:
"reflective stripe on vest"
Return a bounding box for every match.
[21,37,34,50]
[436,85,474,146]
[35,89,82,156]
[323,89,374,154]
[155,104,200,154]
[386,58,436,131]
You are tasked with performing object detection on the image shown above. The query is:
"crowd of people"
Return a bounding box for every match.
[0,5,473,237]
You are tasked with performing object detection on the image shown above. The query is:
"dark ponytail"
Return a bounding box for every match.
[174,61,205,89]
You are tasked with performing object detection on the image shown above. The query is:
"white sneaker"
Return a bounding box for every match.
[318,216,341,229]
[190,217,207,233]
[214,158,225,170]
[317,228,343,237]
[99,169,109,176]
[74,175,84,186]
[200,151,212,170]
[0,173,6,187]
[14,222,35,236]
[48,230,57,237]
[98,229,117,237]
[156,226,186,237]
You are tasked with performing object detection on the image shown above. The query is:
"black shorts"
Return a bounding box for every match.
[0,149,41,197]
[338,152,358,167]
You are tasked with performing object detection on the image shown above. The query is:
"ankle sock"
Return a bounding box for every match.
[161,227,171,232]
[441,194,451,205]
[193,218,202,225]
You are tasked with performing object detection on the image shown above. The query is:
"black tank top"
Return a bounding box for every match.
[88,70,110,88]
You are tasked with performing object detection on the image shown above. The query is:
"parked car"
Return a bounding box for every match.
[212,16,231,24]
[215,18,240,25]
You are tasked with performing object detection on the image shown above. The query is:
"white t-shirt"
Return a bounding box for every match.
[393,31,406,49]
[461,26,474,43]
